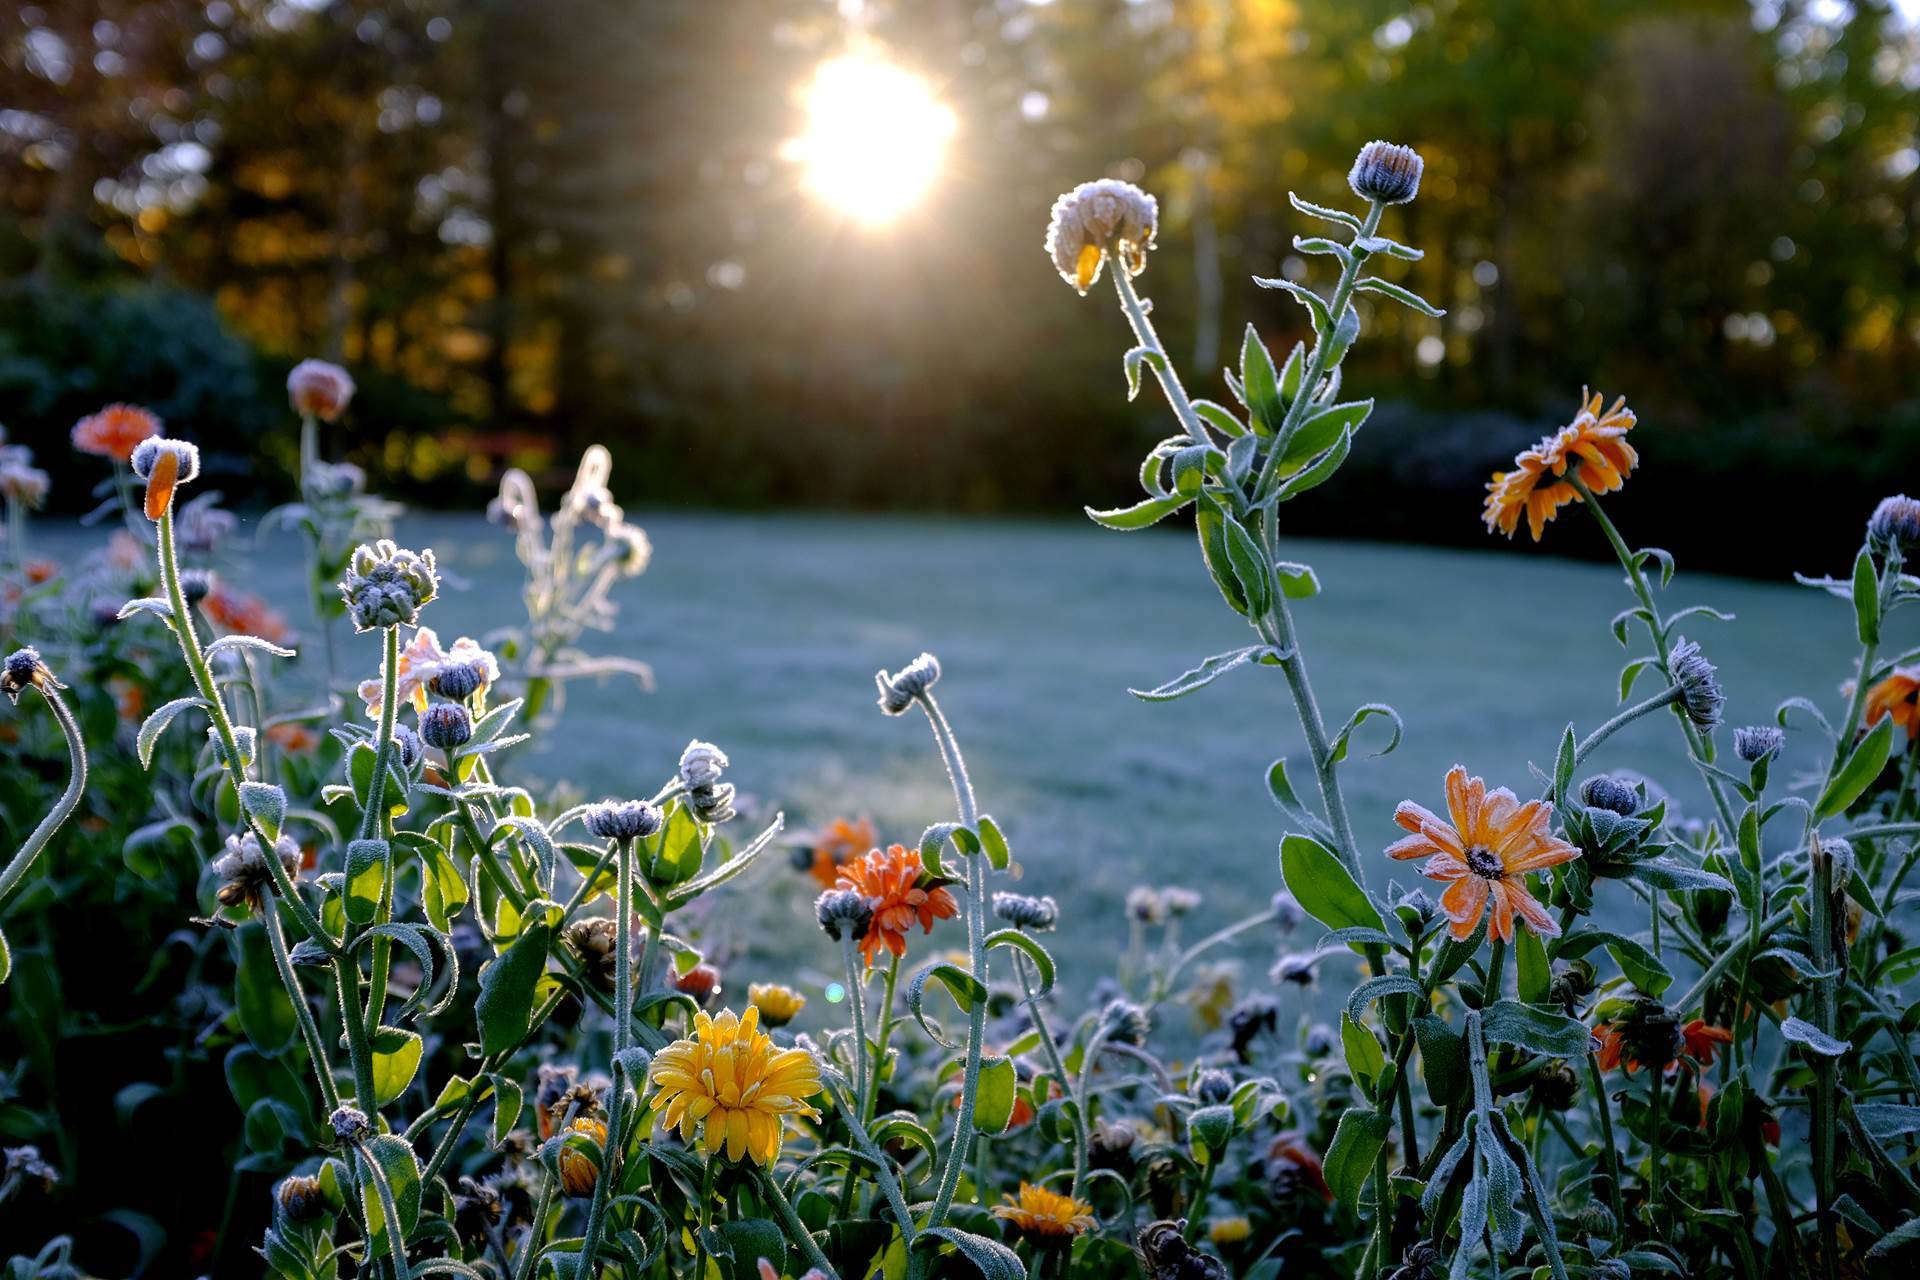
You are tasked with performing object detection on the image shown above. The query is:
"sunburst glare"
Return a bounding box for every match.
[788,54,956,226]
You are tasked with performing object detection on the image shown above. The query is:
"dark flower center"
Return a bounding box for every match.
[1465,846,1504,879]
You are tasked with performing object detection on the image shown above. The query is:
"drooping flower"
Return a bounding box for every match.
[990,891,1059,932]
[834,843,959,967]
[747,982,807,1028]
[647,1006,822,1165]
[1348,140,1425,205]
[1666,637,1724,730]
[1593,999,1680,1074]
[1483,390,1638,541]
[874,652,941,715]
[799,816,877,888]
[72,404,162,461]
[213,830,301,913]
[287,359,356,422]
[1044,179,1159,295]
[1680,1019,1734,1067]
[130,438,200,520]
[1864,666,1920,740]
[991,1182,1095,1239]
[356,627,496,719]
[1387,765,1579,942]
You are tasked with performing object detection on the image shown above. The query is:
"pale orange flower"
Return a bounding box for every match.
[1681,1019,1734,1067]
[203,586,292,645]
[72,404,160,461]
[805,816,877,888]
[23,559,57,585]
[1483,389,1638,541]
[1386,765,1578,942]
[834,843,959,968]
[1864,666,1920,740]
[266,722,319,754]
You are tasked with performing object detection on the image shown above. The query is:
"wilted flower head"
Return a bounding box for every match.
[419,701,473,751]
[213,830,302,913]
[991,892,1059,932]
[1734,724,1784,762]
[390,723,424,770]
[1271,951,1320,986]
[564,916,628,988]
[814,888,873,942]
[1594,998,1679,1074]
[129,437,200,519]
[1138,1219,1228,1280]
[1530,1058,1581,1111]
[679,740,728,790]
[1348,140,1424,205]
[2,647,62,706]
[1580,774,1641,816]
[339,540,438,631]
[329,1106,373,1144]
[1045,178,1159,294]
[672,962,722,1003]
[1227,995,1278,1062]
[1868,494,1920,555]
[687,781,738,824]
[1666,637,1724,730]
[875,652,941,714]
[287,358,356,422]
[1099,998,1151,1046]
[449,1176,503,1240]
[71,404,160,461]
[583,799,663,843]
[275,1174,326,1223]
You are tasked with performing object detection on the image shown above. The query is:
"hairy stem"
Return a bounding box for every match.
[0,675,86,918]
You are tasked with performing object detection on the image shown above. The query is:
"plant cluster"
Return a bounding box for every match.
[4,141,1920,1280]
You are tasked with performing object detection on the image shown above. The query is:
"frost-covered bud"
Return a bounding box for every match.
[688,782,737,825]
[1227,996,1278,1062]
[3,1145,59,1193]
[1138,1219,1227,1280]
[1666,637,1724,730]
[1271,951,1319,987]
[287,358,356,422]
[430,660,489,701]
[1549,959,1597,1011]
[1270,891,1305,934]
[1868,494,1920,555]
[815,889,873,942]
[450,1176,503,1241]
[391,723,424,770]
[1348,140,1424,205]
[1125,886,1167,925]
[991,892,1059,932]
[419,702,473,751]
[308,461,367,501]
[1734,724,1784,762]
[875,653,941,714]
[1088,1119,1138,1172]
[679,740,729,790]
[180,568,216,607]
[2,647,62,706]
[1395,887,1439,932]
[1044,179,1159,294]
[1161,886,1202,917]
[214,830,302,913]
[276,1174,327,1223]
[1303,1022,1337,1058]
[1191,1068,1234,1105]
[1580,774,1640,816]
[671,962,721,1002]
[1099,999,1151,1046]
[208,724,257,771]
[130,437,200,519]
[339,540,438,631]
[330,1106,373,1144]
[583,799,664,843]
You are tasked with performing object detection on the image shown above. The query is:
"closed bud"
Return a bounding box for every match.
[330,1106,373,1144]
[419,702,473,750]
[584,799,663,842]
[1580,774,1640,816]
[1666,637,1725,730]
[429,660,489,701]
[1099,999,1151,1047]
[1191,1068,1233,1105]
[339,540,439,632]
[2,647,61,706]
[991,892,1059,932]
[815,888,873,942]
[1868,494,1920,555]
[276,1174,327,1223]
[874,653,941,715]
[678,740,729,790]
[1734,724,1784,762]
[557,1116,607,1197]
[287,358,356,422]
[1348,141,1424,205]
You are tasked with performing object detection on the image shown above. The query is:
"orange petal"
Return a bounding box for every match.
[144,450,179,520]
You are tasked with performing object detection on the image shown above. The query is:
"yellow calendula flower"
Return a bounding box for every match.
[557,1116,607,1197]
[991,1182,1095,1239]
[1208,1217,1252,1245]
[647,1007,822,1165]
[748,982,808,1028]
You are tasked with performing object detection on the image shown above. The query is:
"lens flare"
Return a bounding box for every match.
[788,55,956,226]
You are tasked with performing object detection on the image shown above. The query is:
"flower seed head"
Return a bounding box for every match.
[1734,724,1784,762]
[583,799,664,842]
[991,892,1059,932]
[565,917,627,988]
[1099,998,1151,1046]
[1044,179,1159,294]
[287,358,356,422]
[1191,1067,1233,1105]
[1348,140,1424,205]
[1530,1058,1580,1111]
[1666,637,1725,730]
[875,652,941,714]
[2,647,61,706]
[419,701,473,750]
[814,888,873,942]
[339,540,439,632]
[214,830,302,913]
[1868,494,1920,555]
[679,740,729,790]
[1579,774,1641,816]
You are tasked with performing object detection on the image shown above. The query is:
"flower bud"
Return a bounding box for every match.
[287,358,356,422]
[419,702,473,751]
[557,1116,608,1197]
[339,540,439,631]
[1580,774,1640,816]
[1138,1219,1227,1280]
[1529,1058,1580,1111]
[330,1106,373,1144]
[1125,885,1166,925]
[1,647,62,706]
[688,781,737,825]
[430,660,489,701]
[1270,891,1305,933]
[1099,999,1151,1047]
[180,568,217,607]
[815,889,873,942]
[1088,1119,1138,1172]
[1227,996,1278,1063]
[1734,724,1784,762]
[1348,140,1424,205]
[991,892,1059,932]
[1303,1022,1337,1058]
[748,982,808,1028]
[391,723,424,770]
[130,437,201,519]
[583,799,664,842]
[1191,1068,1233,1105]
[276,1174,327,1223]
[214,830,302,913]
[874,653,941,714]
[678,740,729,790]
[1667,637,1724,730]
[1868,494,1920,555]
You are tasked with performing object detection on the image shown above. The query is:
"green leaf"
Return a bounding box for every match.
[1341,1014,1386,1097]
[1625,858,1734,893]
[344,839,390,926]
[1322,1108,1392,1213]
[1278,400,1372,476]
[0,928,9,986]
[1515,927,1551,1004]
[370,1028,423,1107]
[907,961,986,1049]
[1345,975,1424,1028]
[1194,503,1249,616]
[205,634,297,661]
[1220,512,1272,617]
[137,696,208,769]
[1239,324,1283,434]
[1479,1000,1593,1058]
[700,1219,789,1280]
[973,1055,1018,1134]
[1817,716,1894,820]
[489,1071,525,1148]
[1279,834,1384,934]
[1287,190,1363,233]
[1188,1103,1237,1163]
[1191,398,1247,439]
[1274,561,1320,599]
[357,1133,422,1257]
[239,781,288,843]
[1354,276,1445,316]
[1853,548,1881,645]
[1414,1014,1467,1107]
[977,814,1011,871]
[234,925,298,1055]
[1554,929,1673,997]
[1327,702,1402,764]
[1274,427,1353,503]
[1780,1016,1849,1058]
[1084,493,1192,531]
[916,1227,1026,1280]
[984,929,1054,995]
[1130,646,1276,703]
[475,921,552,1057]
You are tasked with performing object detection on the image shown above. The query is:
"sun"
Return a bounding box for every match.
[789,54,956,227]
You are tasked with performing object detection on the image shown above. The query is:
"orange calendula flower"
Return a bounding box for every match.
[1483,389,1638,541]
[647,1006,822,1165]
[266,722,320,754]
[834,843,959,968]
[72,404,160,461]
[1681,1019,1734,1066]
[203,586,293,645]
[1864,666,1920,740]
[804,816,878,888]
[557,1116,607,1197]
[991,1182,1095,1239]
[1387,765,1579,943]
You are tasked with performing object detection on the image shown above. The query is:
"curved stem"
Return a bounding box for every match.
[1016,952,1088,1198]
[1584,1051,1626,1226]
[0,677,86,917]
[264,892,341,1115]
[759,1167,839,1280]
